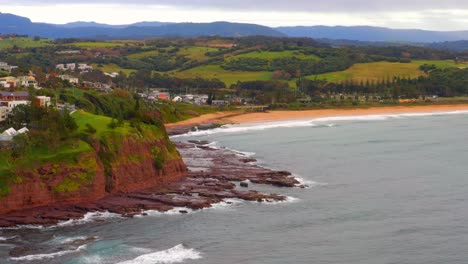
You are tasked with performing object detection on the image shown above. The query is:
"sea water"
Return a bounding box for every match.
[1,111,468,264]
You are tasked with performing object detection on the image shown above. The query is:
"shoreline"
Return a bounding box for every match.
[0,142,299,228]
[166,104,468,134]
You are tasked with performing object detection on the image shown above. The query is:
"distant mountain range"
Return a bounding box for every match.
[276,26,468,43]
[3,12,468,48]
[0,12,285,39]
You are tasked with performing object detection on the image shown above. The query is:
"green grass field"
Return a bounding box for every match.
[72,110,131,135]
[177,46,219,61]
[227,50,321,61]
[92,63,136,75]
[127,50,162,59]
[0,38,51,50]
[412,60,468,69]
[311,61,426,83]
[70,41,139,49]
[175,65,273,86]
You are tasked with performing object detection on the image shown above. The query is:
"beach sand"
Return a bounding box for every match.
[165,104,468,128]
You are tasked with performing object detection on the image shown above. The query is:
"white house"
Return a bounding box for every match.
[36,96,51,107]
[78,64,93,71]
[17,76,38,89]
[0,127,29,141]
[0,62,18,72]
[66,63,76,71]
[194,95,209,105]
[0,106,8,122]
[60,75,79,84]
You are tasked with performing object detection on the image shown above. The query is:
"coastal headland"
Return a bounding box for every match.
[1,104,468,228]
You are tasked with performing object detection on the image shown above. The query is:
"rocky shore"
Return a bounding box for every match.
[0,141,302,228]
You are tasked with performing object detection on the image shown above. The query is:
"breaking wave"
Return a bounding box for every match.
[10,245,87,261]
[115,244,202,264]
[57,211,121,227]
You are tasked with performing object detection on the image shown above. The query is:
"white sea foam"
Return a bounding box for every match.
[173,110,468,137]
[0,236,15,241]
[135,207,195,218]
[116,244,202,264]
[52,235,99,245]
[10,245,87,261]
[293,175,328,188]
[0,212,120,230]
[263,196,300,205]
[57,211,121,227]
[227,148,256,157]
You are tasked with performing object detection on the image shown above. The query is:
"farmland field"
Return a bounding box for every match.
[312,61,427,82]
[177,46,220,61]
[174,65,273,86]
[92,63,136,75]
[227,50,321,61]
[0,38,51,49]
[70,41,139,49]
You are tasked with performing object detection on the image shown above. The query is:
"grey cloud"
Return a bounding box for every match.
[2,0,468,12]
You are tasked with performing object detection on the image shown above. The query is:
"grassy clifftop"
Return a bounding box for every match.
[0,110,180,199]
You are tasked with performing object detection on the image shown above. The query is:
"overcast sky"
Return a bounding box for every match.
[2,0,468,30]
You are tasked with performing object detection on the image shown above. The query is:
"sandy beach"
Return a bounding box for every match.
[166,104,468,129]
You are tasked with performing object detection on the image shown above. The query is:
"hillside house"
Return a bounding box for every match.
[0,127,29,142]
[0,91,29,101]
[35,96,51,107]
[194,95,209,105]
[60,75,79,84]
[78,64,93,71]
[0,76,18,89]
[0,106,7,122]
[17,76,38,89]
[212,100,229,107]
[0,62,18,72]
[56,63,77,71]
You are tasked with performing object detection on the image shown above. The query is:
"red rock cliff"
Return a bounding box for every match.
[0,132,187,215]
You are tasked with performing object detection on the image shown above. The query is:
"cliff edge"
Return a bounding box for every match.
[0,111,187,215]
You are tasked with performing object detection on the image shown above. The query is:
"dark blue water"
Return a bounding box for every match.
[1,111,468,264]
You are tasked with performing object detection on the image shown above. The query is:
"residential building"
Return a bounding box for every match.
[78,64,93,71]
[66,63,77,71]
[0,91,29,101]
[0,62,18,72]
[157,93,170,101]
[0,76,17,89]
[212,100,229,107]
[35,96,51,107]
[17,76,38,89]
[60,75,79,84]
[0,106,8,122]
[56,63,76,71]
[57,103,76,112]
[0,100,30,109]
[0,127,29,142]
[194,95,209,105]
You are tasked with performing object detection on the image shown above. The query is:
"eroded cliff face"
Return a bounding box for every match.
[0,130,187,215]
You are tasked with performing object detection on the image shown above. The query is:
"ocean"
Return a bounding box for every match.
[1,110,468,264]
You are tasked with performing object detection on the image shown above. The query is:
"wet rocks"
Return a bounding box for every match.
[0,140,299,228]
